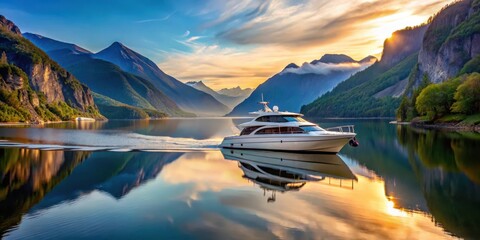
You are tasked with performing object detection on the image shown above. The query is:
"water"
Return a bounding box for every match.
[0,118,479,239]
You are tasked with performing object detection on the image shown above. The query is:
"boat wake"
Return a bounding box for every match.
[0,132,222,152]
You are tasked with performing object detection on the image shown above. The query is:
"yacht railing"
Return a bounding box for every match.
[326,125,355,133]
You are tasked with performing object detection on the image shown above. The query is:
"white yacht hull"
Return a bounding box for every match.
[220,134,355,153]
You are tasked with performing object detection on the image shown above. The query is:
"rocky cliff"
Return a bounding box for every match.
[0,15,102,122]
[381,25,428,67]
[415,0,480,85]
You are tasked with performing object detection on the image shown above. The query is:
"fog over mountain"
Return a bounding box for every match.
[228,54,376,116]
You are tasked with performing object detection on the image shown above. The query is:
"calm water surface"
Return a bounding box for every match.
[0,118,479,239]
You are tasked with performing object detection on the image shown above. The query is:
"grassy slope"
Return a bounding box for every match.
[64,58,192,117]
[92,93,167,119]
[301,53,418,117]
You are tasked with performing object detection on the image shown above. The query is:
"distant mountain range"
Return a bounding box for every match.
[24,33,189,117]
[186,81,252,109]
[24,34,229,117]
[218,86,253,98]
[228,54,376,116]
[93,42,229,116]
[301,25,428,117]
[0,16,103,123]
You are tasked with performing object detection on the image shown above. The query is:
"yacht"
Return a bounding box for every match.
[220,98,357,153]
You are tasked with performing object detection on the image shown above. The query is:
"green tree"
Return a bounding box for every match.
[416,77,462,120]
[397,74,431,121]
[459,55,480,75]
[451,73,480,114]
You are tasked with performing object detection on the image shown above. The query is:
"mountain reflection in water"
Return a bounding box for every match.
[0,119,479,239]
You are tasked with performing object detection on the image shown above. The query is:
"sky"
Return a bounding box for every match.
[0,0,453,90]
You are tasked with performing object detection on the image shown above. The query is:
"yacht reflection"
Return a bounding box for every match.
[221,149,357,202]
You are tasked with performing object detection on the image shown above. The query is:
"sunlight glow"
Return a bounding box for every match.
[368,13,427,51]
[386,199,408,217]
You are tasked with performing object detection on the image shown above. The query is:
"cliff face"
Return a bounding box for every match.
[0,15,101,122]
[416,0,480,84]
[28,64,96,110]
[0,16,21,35]
[380,25,428,67]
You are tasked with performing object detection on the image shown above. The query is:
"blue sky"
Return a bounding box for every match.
[0,0,451,89]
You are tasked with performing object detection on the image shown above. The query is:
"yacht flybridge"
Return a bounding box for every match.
[220,97,358,153]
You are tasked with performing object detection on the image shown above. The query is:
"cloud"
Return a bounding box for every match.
[205,0,446,48]
[135,12,175,23]
[182,30,191,37]
[186,36,202,43]
[158,0,453,90]
[281,59,375,75]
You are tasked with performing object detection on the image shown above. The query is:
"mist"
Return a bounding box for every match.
[281,59,375,75]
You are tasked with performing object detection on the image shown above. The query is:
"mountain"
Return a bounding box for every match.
[301,24,428,117]
[186,81,250,109]
[94,42,230,116]
[409,0,480,88]
[228,54,376,116]
[23,33,91,54]
[217,86,253,98]
[310,54,355,64]
[396,0,480,121]
[0,15,103,122]
[23,34,190,117]
[92,93,167,119]
[380,25,428,67]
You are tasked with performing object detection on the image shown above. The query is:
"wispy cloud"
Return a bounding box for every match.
[210,0,438,48]
[135,12,175,23]
[186,36,202,43]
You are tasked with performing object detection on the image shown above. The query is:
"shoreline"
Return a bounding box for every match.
[411,122,480,132]
[391,120,480,132]
[0,116,254,126]
[0,119,107,126]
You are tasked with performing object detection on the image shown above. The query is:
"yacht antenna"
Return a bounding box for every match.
[259,93,272,112]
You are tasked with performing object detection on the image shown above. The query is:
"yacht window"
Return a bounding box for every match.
[271,116,287,122]
[255,116,269,122]
[255,127,280,134]
[255,127,305,134]
[255,116,287,122]
[300,125,325,132]
[284,116,308,122]
[279,127,304,134]
[240,126,262,135]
